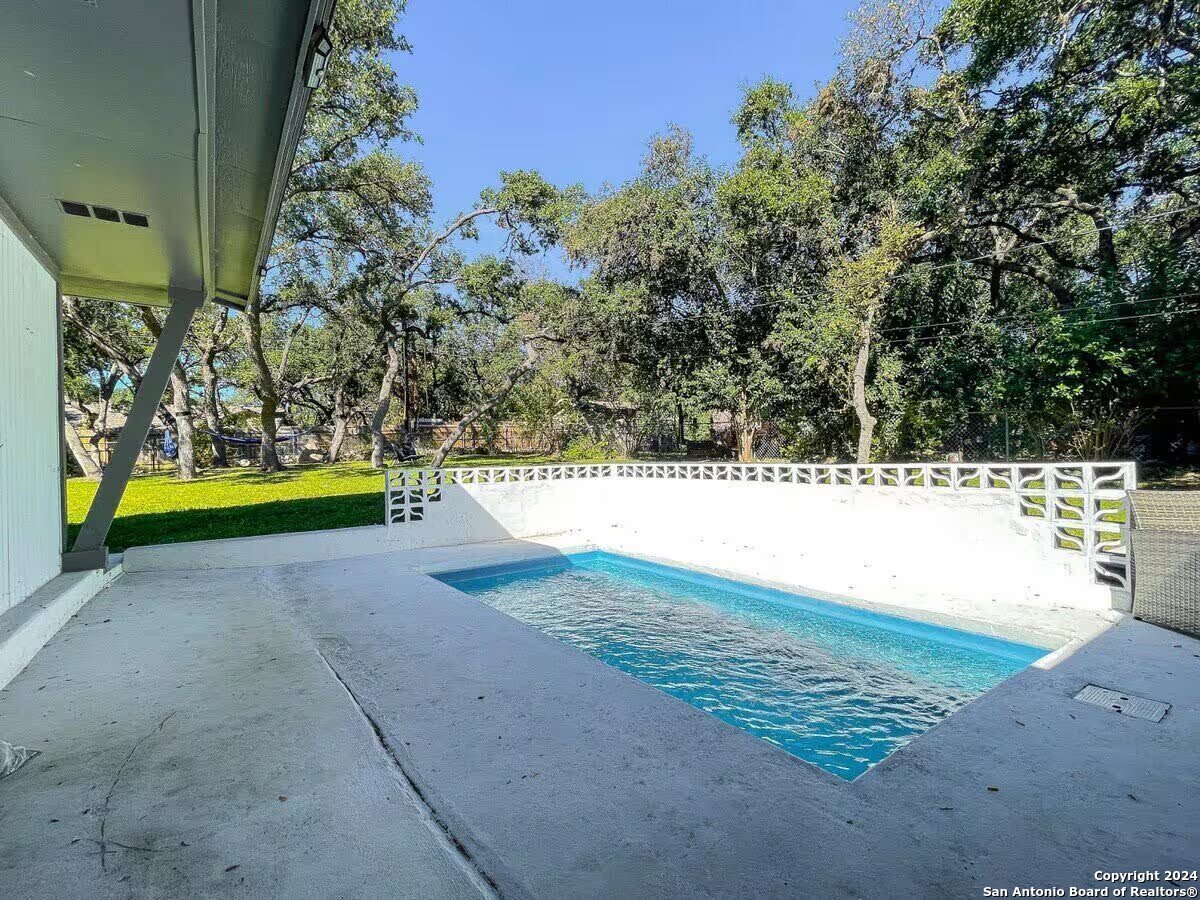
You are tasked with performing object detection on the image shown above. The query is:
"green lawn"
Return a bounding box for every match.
[67,455,556,552]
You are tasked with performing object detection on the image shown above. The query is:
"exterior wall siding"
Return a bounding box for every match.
[0,215,61,613]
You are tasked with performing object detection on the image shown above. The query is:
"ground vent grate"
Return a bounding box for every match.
[1073,684,1170,722]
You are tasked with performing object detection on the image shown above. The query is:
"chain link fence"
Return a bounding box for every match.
[879,408,1200,464]
[72,406,1198,472]
[434,407,1200,464]
[627,407,1200,464]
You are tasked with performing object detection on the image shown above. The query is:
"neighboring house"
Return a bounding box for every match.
[64,402,171,474]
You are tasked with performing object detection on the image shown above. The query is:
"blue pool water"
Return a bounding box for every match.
[435,551,1045,780]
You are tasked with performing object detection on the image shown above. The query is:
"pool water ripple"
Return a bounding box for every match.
[437,552,1043,780]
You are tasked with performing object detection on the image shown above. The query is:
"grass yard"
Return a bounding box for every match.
[67,455,556,552]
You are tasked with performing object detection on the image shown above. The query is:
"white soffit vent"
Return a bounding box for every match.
[57,200,150,228]
[1074,684,1170,722]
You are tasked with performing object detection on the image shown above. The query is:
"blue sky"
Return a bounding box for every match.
[391,0,859,266]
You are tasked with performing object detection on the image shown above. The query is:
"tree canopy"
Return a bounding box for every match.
[64,0,1200,476]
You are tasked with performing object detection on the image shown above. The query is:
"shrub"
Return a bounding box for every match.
[561,434,619,461]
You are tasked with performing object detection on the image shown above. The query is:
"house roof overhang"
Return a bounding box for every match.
[0,0,336,310]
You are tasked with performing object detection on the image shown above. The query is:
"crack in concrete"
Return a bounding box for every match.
[97,710,176,872]
[315,648,501,900]
[87,838,169,854]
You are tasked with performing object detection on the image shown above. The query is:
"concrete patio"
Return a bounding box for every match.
[2,538,1197,898]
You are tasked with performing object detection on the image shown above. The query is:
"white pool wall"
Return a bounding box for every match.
[121,475,1112,632]
[387,478,1108,614]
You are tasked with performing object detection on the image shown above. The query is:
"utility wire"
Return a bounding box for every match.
[877,303,1200,347]
[667,287,1200,341]
[876,289,1200,336]
[657,202,1200,323]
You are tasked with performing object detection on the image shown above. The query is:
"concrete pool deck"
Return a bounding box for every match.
[2,538,1197,898]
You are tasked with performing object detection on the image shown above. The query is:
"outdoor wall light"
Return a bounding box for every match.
[304,24,333,90]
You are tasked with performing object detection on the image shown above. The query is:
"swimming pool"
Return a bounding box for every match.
[434,551,1045,780]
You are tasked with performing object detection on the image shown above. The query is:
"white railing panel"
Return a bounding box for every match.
[383,461,1137,586]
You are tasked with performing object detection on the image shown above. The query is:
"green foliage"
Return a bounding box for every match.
[561,434,620,461]
[276,0,424,262]
[480,170,584,252]
[564,0,1199,462]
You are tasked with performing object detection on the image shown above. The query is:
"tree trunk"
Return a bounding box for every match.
[168,362,198,480]
[329,417,348,464]
[328,380,351,463]
[242,296,284,472]
[676,402,686,448]
[200,309,229,467]
[734,394,758,462]
[430,329,439,417]
[139,308,198,480]
[431,343,542,468]
[401,321,412,434]
[65,417,103,480]
[201,359,228,467]
[737,429,755,462]
[92,367,120,463]
[79,401,103,459]
[260,394,282,472]
[852,301,878,464]
[370,332,402,468]
[989,259,1002,309]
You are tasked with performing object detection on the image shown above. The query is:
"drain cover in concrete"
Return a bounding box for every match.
[1074,684,1170,722]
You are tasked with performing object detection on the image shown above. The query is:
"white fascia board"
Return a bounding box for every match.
[245,0,339,308]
